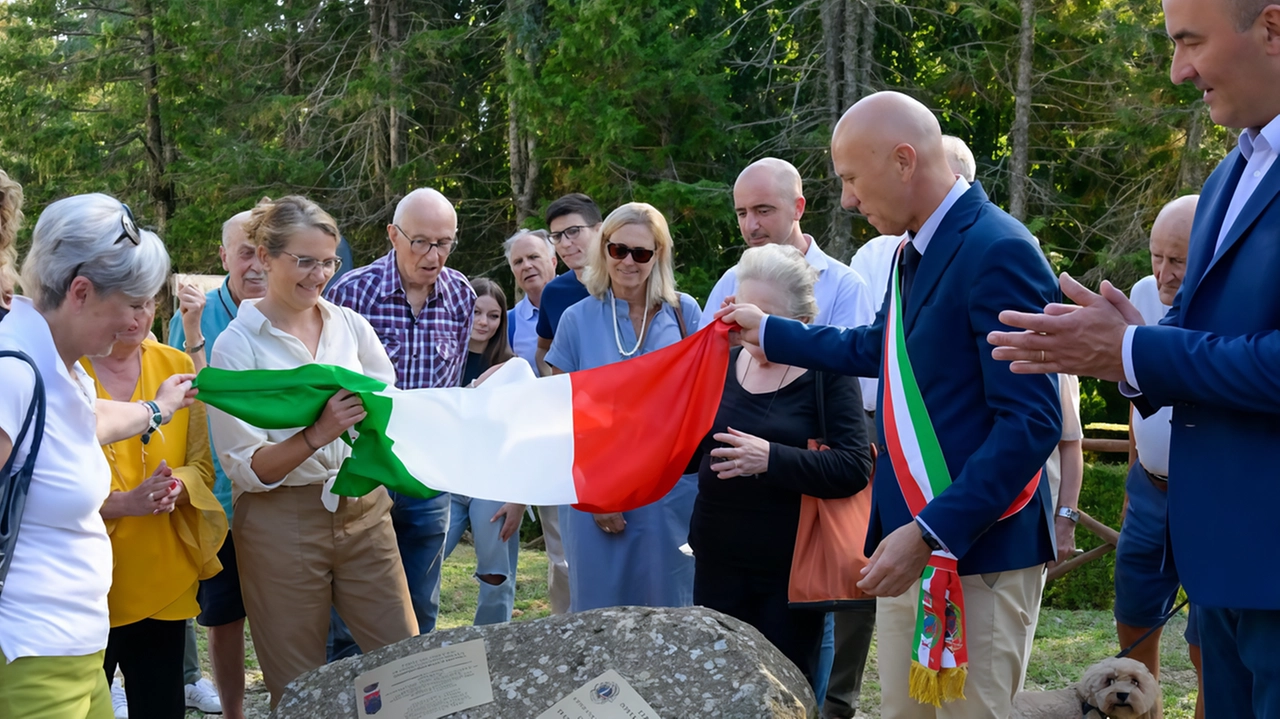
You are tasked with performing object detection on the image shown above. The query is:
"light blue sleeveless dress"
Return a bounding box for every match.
[545,291,702,612]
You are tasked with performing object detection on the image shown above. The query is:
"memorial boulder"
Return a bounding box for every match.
[273,605,817,719]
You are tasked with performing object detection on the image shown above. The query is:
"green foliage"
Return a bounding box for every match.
[1042,462,1128,610]
[0,0,1227,311]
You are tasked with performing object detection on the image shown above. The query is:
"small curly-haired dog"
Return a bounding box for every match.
[1012,656,1158,719]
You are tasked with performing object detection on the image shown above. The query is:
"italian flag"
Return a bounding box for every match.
[194,321,731,513]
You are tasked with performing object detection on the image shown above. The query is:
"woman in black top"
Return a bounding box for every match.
[690,244,872,685]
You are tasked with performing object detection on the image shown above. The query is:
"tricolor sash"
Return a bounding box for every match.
[881,241,1040,706]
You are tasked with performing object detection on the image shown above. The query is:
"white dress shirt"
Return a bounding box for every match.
[0,299,113,660]
[1127,276,1173,476]
[510,295,541,376]
[208,298,397,510]
[1123,114,1280,389]
[848,233,903,315]
[709,234,877,404]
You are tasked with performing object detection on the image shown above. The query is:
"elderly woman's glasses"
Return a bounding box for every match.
[606,242,654,263]
[394,224,455,255]
[282,251,342,274]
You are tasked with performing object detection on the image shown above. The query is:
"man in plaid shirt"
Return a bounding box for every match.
[326,188,476,640]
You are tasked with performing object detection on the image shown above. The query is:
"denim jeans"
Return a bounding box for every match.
[443,495,520,626]
[328,490,449,662]
[814,612,835,700]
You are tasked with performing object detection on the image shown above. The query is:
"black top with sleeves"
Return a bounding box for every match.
[688,347,873,572]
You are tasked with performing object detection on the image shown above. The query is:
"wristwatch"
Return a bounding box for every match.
[1056,506,1080,523]
[915,517,944,552]
[184,338,206,354]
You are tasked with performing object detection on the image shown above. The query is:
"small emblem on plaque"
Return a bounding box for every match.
[590,680,620,704]
[362,682,382,714]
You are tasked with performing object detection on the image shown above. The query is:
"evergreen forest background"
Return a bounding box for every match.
[0,0,1225,428]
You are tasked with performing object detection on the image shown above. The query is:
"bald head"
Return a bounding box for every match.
[733,158,808,249]
[736,158,803,203]
[394,188,456,227]
[222,211,251,247]
[1150,194,1198,305]
[831,92,955,236]
[389,187,458,292]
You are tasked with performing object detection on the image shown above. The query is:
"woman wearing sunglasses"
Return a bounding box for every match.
[545,202,702,612]
[207,196,416,707]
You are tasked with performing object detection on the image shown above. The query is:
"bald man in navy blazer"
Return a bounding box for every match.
[990,1,1280,716]
[721,92,1062,719]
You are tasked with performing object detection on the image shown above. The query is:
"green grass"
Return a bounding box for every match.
[184,548,1198,719]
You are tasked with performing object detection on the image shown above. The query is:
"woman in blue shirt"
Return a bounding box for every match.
[545,202,701,612]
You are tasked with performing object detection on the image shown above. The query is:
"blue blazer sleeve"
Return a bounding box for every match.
[760,300,886,379]
[916,237,1062,558]
[1132,325,1280,415]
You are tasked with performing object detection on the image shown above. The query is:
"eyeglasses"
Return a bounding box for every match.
[605,242,655,263]
[282,251,342,274]
[549,225,590,244]
[394,224,455,255]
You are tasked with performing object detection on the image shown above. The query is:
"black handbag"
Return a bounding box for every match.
[0,350,47,599]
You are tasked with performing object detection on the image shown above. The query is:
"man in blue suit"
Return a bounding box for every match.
[720,91,1062,719]
[988,1,1280,715]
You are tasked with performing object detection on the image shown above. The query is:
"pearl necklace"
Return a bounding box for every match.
[611,289,650,358]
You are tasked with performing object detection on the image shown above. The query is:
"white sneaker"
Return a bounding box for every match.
[184,677,223,714]
[110,679,129,719]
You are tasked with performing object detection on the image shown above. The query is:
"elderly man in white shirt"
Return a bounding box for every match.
[1113,194,1204,719]
[504,229,558,376]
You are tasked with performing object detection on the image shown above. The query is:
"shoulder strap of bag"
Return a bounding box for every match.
[0,350,48,598]
[672,301,688,340]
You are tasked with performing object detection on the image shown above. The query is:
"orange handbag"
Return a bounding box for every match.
[788,371,876,610]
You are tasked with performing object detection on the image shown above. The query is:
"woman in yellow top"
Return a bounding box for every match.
[83,295,225,719]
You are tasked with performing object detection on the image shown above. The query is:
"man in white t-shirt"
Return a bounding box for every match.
[1115,194,1203,719]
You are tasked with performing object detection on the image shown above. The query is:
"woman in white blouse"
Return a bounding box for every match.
[207,196,416,707]
[0,194,194,719]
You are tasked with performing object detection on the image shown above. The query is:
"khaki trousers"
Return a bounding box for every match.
[233,484,417,705]
[877,564,1044,719]
[538,505,570,614]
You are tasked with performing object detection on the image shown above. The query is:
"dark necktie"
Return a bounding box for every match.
[900,241,923,306]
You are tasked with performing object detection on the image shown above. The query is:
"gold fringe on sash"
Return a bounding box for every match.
[908,662,967,707]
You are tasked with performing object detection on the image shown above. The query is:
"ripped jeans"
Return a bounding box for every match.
[443,495,521,625]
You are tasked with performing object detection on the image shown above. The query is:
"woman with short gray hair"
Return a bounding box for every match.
[0,193,196,719]
[688,243,872,689]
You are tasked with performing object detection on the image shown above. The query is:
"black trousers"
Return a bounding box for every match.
[103,618,187,719]
[694,559,826,683]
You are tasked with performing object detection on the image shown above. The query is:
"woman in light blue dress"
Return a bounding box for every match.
[545,202,701,612]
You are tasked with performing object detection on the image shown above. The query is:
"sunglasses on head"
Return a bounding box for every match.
[606,242,654,263]
[116,203,140,246]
